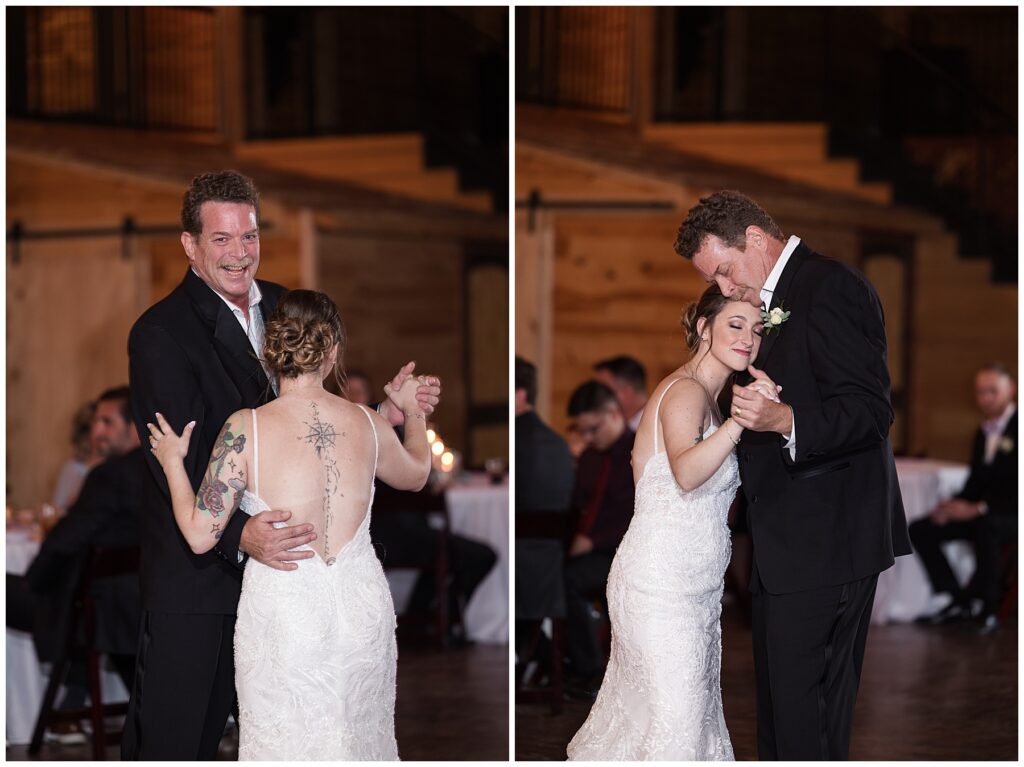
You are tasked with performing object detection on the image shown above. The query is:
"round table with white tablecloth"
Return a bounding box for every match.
[7,529,47,745]
[871,458,973,624]
[445,474,509,644]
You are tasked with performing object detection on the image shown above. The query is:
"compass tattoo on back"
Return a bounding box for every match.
[298,402,343,564]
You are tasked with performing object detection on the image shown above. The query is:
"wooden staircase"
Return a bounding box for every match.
[235,134,493,213]
[643,123,892,205]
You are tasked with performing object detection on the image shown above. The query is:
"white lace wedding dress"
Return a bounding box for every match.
[568,379,737,761]
[234,405,399,761]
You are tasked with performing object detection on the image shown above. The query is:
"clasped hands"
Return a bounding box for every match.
[730,364,793,436]
[378,361,441,426]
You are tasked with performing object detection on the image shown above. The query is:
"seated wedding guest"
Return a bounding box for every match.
[8,386,143,742]
[51,400,102,512]
[911,363,1017,634]
[594,356,649,432]
[515,356,574,685]
[563,380,635,698]
[345,369,374,406]
[515,356,574,512]
[367,367,497,644]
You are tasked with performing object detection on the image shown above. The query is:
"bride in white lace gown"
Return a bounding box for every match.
[568,286,777,761]
[148,290,431,760]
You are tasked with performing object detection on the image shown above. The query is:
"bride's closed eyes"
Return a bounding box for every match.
[728,319,764,337]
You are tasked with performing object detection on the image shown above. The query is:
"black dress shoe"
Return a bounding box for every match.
[976,613,1001,635]
[565,673,603,701]
[926,602,972,625]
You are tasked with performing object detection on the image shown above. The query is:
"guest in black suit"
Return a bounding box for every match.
[563,380,635,698]
[515,356,574,512]
[514,356,574,681]
[8,387,142,740]
[910,363,1017,633]
[676,190,911,760]
[123,171,441,760]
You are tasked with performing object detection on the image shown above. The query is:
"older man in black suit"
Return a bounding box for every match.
[123,171,441,760]
[911,363,1017,633]
[676,190,910,760]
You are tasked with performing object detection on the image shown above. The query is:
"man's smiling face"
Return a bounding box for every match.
[182,201,260,307]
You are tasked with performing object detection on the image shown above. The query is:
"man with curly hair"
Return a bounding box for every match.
[123,170,440,759]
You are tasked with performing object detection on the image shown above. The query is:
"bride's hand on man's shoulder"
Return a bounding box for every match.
[146,412,195,466]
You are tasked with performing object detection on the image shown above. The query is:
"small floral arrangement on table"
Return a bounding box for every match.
[760,303,791,335]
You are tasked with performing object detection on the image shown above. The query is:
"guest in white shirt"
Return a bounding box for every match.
[911,362,1018,634]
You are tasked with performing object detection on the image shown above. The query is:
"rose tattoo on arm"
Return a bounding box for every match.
[197,417,248,540]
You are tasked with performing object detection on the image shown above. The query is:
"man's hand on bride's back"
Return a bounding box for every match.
[240,510,317,571]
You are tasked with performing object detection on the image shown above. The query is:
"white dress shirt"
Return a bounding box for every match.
[759,236,801,460]
[982,402,1016,465]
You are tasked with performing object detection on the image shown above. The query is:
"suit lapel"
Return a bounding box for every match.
[753,243,810,369]
[184,270,273,406]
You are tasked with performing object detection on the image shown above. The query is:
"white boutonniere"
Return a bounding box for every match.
[760,303,791,335]
[999,436,1014,453]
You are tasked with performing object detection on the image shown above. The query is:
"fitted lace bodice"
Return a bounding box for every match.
[233,405,398,761]
[568,378,739,761]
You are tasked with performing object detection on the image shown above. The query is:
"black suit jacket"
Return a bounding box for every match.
[955,411,1017,517]
[738,242,911,594]
[25,448,144,658]
[128,269,286,614]
[515,411,575,513]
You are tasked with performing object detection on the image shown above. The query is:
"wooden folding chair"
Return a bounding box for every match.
[29,546,139,760]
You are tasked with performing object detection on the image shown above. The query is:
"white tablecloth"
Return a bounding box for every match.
[6,529,129,745]
[446,474,509,644]
[871,459,973,624]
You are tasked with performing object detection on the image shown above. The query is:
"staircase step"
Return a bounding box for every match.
[644,122,829,162]
[236,134,491,212]
[645,121,892,204]
[236,134,426,174]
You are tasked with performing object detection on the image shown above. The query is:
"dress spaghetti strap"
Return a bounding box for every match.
[358,405,379,478]
[250,409,260,497]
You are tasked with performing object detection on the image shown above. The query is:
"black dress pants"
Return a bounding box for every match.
[751,569,877,760]
[371,511,497,619]
[121,611,236,760]
[909,513,1017,613]
[563,551,614,678]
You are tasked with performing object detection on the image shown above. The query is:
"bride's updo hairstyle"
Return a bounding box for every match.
[263,289,346,388]
[680,283,730,358]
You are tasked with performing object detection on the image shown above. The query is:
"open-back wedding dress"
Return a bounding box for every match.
[234,402,398,760]
[568,378,736,760]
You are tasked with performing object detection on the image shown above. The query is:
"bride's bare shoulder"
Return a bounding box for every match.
[654,375,704,407]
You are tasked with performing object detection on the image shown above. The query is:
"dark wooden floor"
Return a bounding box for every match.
[516,604,1017,760]
[7,641,509,761]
